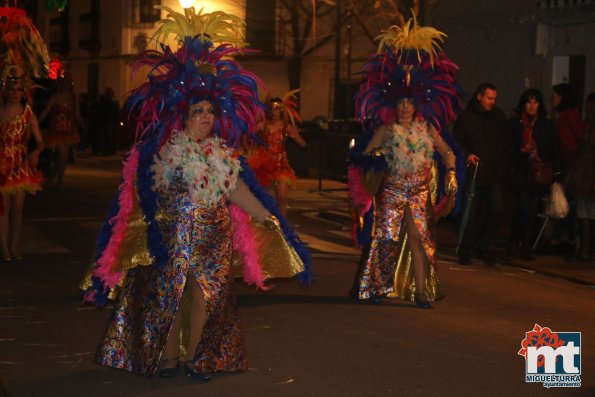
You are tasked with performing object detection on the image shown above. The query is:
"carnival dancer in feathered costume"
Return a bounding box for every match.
[348,17,464,308]
[0,65,44,261]
[80,6,311,379]
[247,90,306,215]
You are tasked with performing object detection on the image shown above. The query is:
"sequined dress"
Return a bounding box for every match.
[356,120,442,301]
[44,102,80,148]
[0,104,44,195]
[249,123,296,187]
[96,137,246,377]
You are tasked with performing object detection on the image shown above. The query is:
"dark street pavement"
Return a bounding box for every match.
[1,152,594,397]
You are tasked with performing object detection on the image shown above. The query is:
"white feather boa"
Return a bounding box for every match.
[151,132,240,205]
[384,120,434,177]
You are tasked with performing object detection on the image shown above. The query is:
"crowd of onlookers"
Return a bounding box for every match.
[453,82,594,265]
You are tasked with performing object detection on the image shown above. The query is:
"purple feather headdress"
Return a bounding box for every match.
[355,18,462,129]
[126,6,265,148]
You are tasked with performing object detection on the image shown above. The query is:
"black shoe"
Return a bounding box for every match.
[158,361,180,378]
[184,362,212,382]
[458,251,472,266]
[414,293,432,309]
[477,250,496,266]
[519,248,536,262]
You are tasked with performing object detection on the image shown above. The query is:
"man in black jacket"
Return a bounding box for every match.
[453,82,510,265]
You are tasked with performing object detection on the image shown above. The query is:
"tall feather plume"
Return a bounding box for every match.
[153,5,247,48]
[375,13,446,66]
[280,89,302,128]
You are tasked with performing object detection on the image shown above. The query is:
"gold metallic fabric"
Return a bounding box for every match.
[232,220,305,280]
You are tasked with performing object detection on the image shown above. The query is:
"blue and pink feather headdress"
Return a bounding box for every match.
[355,16,462,129]
[127,5,264,148]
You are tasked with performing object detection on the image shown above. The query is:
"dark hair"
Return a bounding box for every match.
[515,88,547,118]
[552,83,577,112]
[475,82,497,96]
[467,82,497,109]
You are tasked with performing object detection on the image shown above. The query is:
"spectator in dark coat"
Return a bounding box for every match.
[508,88,561,260]
[453,82,511,265]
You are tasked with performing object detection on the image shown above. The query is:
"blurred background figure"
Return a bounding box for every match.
[550,83,585,255]
[39,76,82,192]
[248,92,306,216]
[565,92,595,261]
[0,66,44,261]
[508,88,560,261]
[98,87,119,156]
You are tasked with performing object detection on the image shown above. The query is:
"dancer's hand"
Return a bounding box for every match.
[466,154,480,167]
[262,215,281,230]
[445,170,457,195]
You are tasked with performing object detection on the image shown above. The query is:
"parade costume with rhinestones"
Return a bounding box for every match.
[348,17,463,303]
[43,102,79,148]
[0,104,44,195]
[249,122,297,187]
[248,91,301,187]
[80,6,311,377]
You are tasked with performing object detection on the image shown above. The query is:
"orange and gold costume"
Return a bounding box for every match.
[0,104,43,195]
[248,123,296,187]
[43,103,79,148]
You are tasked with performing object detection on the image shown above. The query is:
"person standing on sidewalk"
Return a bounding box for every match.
[508,88,561,261]
[566,92,595,261]
[550,83,585,255]
[349,19,461,308]
[453,82,510,265]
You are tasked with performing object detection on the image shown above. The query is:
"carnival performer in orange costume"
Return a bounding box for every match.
[39,75,81,191]
[249,92,306,216]
[0,66,44,261]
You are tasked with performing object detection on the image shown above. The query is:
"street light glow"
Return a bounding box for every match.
[179,0,194,8]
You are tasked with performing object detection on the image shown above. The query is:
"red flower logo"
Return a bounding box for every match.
[518,324,565,367]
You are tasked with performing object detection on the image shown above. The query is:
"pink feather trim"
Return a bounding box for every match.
[347,165,372,216]
[229,204,268,290]
[94,147,140,289]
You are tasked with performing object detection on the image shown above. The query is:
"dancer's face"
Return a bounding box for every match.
[5,84,24,104]
[396,98,415,124]
[186,100,214,141]
[270,103,282,121]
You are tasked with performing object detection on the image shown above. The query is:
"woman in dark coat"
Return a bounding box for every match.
[508,88,561,260]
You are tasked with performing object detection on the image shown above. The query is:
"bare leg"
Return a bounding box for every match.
[161,279,207,371]
[0,194,11,259]
[275,182,289,216]
[55,144,69,191]
[9,192,25,258]
[188,279,207,357]
[404,205,428,300]
[161,302,183,369]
